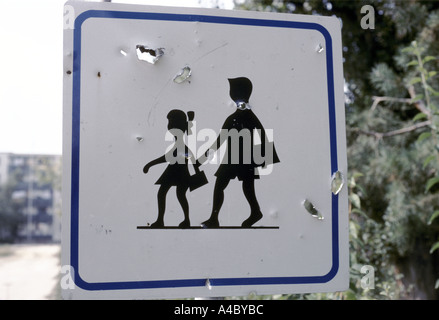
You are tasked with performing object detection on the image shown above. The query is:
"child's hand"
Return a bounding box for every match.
[143,164,150,174]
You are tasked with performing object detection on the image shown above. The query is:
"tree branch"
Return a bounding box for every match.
[370,86,431,117]
[407,85,431,117]
[352,121,432,139]
[370,96,413,111]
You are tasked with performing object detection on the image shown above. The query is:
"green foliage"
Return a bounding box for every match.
[370,63,407,98]
[429,211,439,225]
[402,42,439,284]
[237,0,439,299]
[348,4,439,297]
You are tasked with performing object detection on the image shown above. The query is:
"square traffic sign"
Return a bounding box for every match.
[62,1,348,299]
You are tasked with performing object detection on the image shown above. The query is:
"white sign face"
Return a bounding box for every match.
[62,1,348,299]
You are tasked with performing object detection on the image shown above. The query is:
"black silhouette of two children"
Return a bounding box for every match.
[142,77,279,228]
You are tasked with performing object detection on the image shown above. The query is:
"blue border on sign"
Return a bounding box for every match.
[71,10,339,291]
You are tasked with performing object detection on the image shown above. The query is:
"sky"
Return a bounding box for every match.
[0,0,234,155]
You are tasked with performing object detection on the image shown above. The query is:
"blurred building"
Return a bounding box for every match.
[0,153,61,243]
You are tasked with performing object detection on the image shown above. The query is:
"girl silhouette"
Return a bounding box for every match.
[143,109,202,228]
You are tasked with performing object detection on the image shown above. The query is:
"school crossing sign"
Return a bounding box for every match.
[62,1,348,299]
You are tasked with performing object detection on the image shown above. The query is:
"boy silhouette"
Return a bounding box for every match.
[200,77,280,228]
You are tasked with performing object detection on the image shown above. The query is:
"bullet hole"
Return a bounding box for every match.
[173,66,192,84]
[302,199,324,220]
[331,171,344,195]
[136,45,164,64]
